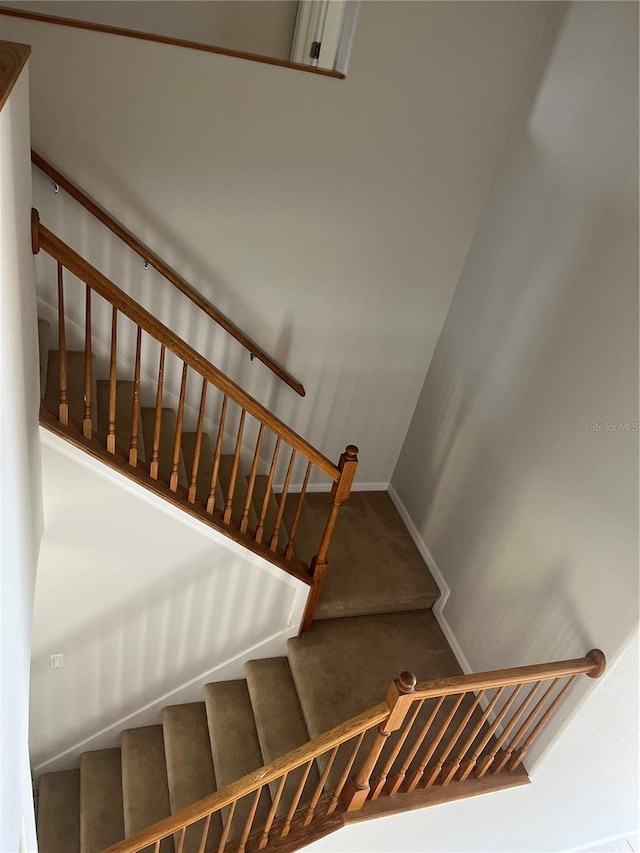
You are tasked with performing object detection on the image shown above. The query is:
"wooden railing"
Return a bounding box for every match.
[31,151,306,396]
[100,650,605,853]
[33,210,356,628]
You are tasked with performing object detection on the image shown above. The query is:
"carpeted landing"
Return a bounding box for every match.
[37,320,463,853]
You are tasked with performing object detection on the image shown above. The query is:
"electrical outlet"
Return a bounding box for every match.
[49,654,64,669]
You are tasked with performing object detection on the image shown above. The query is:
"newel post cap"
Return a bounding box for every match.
[397,671,417,694]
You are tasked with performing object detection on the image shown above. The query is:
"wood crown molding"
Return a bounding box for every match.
[0,40,30,112]
[0,7,345,79]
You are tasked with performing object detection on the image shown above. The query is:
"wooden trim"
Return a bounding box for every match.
[31,151,306,397]
[0,6,345,79]
[413,653,605,698]
[0,40,29,113]
[39,404,312,588]
[35,216,339,480]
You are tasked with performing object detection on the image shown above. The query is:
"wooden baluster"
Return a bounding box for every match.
[107,307,118,453]
[385,696,445,795]
[240,423,265,533]
[327,732,366,815]
[280,759,314,838]
[56,263,68,425]
[255,438,280,544]
[370,699,425,799]
[300,445,358,631]
[259,773,288,850]
[216,800,236,853]
[285,461,312,560]
[188,378,208,502]
[303,745,339,827]
[270,448,296,552]
[440,686,506,784]
[506,676,578,771]
[457,683,526,781]
[223,408,246,524]
[403,694,465,793]
[175,827,186,853]
[423,690,485,787]
[475,681,546,777]
[170,362,188,491]
[149,345,165,480]
[196,814,211,853]
[206,395,228,514]
[343,672,416,812]
[83,285,92,437]
[237,788,262,853]
[129,325,142,465]
[153,841,161,853]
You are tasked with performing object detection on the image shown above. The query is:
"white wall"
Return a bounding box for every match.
[386,0,638,847]
[31,430,308,775]
[0,1,551,487]
[0,63,41,853]
[2,1,298,60]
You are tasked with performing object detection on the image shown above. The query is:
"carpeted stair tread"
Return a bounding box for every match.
[141,407,187,488]
[245,657,319,811]
[80,748,125,853]
[205,680,272,830]
[121,725,174,853]
[217,455,258,530]
[45,350,98,427]
[181,432,224,508]
[283,492,441,620]
[96,380,146,462]
[162,703,221,853]
[38,318,51,398]
[37,769,81,853]
[251,475,288,550]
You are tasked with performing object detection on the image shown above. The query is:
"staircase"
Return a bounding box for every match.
[31,156,606,853]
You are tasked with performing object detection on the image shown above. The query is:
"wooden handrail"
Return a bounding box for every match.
[0,40,30,112]
[413,649,606,698]
[31,151,306,397]
[101,703,389,853]
[33,211,337,479]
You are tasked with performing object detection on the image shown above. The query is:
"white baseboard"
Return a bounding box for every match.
[387,484,472,676]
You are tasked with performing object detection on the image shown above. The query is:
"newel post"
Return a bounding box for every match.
[299,445,358,633]
[342,672,417,812]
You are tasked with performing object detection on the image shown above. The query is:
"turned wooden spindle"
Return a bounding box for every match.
[149,345,165,480]
[258,773,288,850]
[216,800,236,853]
[300,445,358,631]
[285,461,312,560]
[255,438,280,544]
[83,285,92,438]
[129,326,142,465]
[188,378,208,502]
[106,307,118,453]
[206,396,228,514]
[457,683,525,781]
[370,698,425,799]
[385,696,445,795]
[170,362,188,491]
[196,814,211,853]
[343,672,417,812]
[237,788,262,853]
[240,424,264,534]
[175,826,186,853]
[223,408,246,524]
[56,263,68,425]
[327,731,366,815]
[153,841,160,853]
[440,686,506,785]
[269,449,296,552]
[423,690,485,787]
[303,744,339,826]
[475,681,546,777]
[403,694,464,793]
[280,759,314,838]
